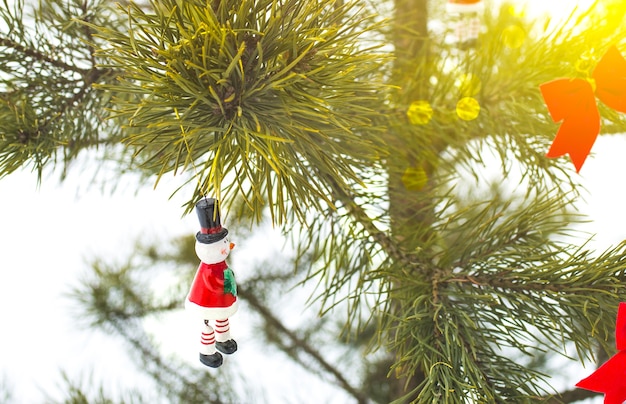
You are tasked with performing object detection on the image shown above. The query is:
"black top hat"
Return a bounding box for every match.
[195,198,228,244]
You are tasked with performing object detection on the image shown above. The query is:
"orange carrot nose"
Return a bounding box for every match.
[230,242,235,250]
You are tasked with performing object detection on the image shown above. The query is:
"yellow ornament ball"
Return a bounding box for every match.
[407,100,433,125]
[401,166,428,191]
[456,97,480,121]
[507,5,526,18]
[502,25,525,49]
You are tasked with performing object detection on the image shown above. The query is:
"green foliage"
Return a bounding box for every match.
[4,0,626,402]
[292,4,626,401]
[388,2,626,199]
[90,0,389,222]
[294,170,626,403]
[384,192,626,402]
[0,0,121,178]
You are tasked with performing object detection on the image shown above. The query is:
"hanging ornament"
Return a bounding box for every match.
[402,165,428,191]
[540,45,626,173]
[576,302,626,403]
[446,0,483,49]
[185,198,238,368]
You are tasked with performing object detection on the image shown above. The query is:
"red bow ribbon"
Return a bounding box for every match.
[540,45,626,172]
[576,302,626,403]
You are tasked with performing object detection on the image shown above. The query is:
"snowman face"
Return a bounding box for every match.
[195,236,233,264]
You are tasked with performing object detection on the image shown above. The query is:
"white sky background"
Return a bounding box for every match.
[0,0,620,402]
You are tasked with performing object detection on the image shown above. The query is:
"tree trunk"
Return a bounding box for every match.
[386,0,431,400]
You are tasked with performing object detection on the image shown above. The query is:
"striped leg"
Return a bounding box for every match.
[215,318,231,342]
[468,16,480,41]
[454,19,467,44]
[200,322,217,355]
[199,320,223,368]
[215,318,238,355]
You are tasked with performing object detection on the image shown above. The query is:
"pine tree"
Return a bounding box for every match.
[2,0,626,402]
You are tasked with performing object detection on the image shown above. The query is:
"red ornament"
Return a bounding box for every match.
[540,45,626,172]
[576,303,626,403]
[185,198,238,368]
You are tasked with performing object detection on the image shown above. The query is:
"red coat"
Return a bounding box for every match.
[186,260,238,319]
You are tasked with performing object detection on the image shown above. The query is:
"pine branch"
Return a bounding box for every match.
[77,0,99,69]
[0,35,90,75]
[0,0,124,178]
[88,0,389,221]
[446,274,574,293]
[238,284,369,404]
[321,170,413,269]
[30,68,107,144]
[543,388,598,403]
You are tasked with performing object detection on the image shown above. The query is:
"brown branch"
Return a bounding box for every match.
[30,67,106,142]
[318,170,415,270]
[0,35,90,75]
[446,274,564,293]
[543,387,599,403]
[78,0,98,68]
[445,273,622,296]
[1,26,109,139]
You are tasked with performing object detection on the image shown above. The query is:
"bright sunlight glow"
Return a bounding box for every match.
[517,0,596,25]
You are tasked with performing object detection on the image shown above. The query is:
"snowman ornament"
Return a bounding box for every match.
[185,198,238,368]
[446,0,483,48]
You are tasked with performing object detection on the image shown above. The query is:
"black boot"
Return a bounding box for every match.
[199,352,223,368]
[216,339,238,355]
